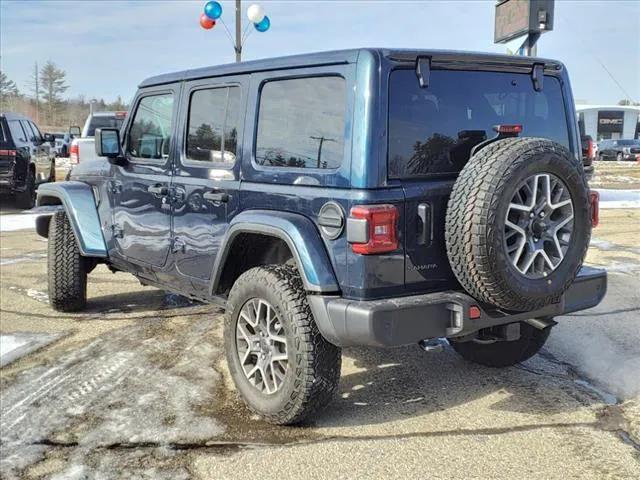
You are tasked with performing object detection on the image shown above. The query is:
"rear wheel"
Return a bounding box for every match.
[449,322,551,367]
[15,168,36,209]
[48,212,88,312]
[224,265,341,425]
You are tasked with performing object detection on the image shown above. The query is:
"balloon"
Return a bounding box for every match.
[204,1,222,20]
[247,4,265,24]
[254,15,270,32]
[200,13,216,29]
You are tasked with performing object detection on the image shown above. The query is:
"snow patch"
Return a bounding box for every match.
[595,188,640,209]
[0,213,40,232]
[0,332,62,367]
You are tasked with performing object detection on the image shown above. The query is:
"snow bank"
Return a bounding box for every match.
[595,189,640,209]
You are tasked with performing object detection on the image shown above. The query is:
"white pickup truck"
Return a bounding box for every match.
[69,111,126,166]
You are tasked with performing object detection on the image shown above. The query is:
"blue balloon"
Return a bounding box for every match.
[254,15,270,32]
[204,1,222,20]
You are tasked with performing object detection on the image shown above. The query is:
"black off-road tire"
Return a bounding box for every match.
[16,168,36,209]
[48,211,88,312]
[449,322,551,367]
[446,138,591,312]
[224,265,341,425]
[616,152,622,162]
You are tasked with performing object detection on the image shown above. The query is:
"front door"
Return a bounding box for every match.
[170,79,245,295]
[111,88,178,269]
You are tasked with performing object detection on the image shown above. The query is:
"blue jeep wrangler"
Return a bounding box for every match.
[36,49,606,425]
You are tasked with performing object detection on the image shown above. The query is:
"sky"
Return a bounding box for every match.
[1,0,638,105]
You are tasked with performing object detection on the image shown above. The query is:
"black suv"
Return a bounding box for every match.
[1,112,56,208]
[598,139,640,161]
[36,50,606,425]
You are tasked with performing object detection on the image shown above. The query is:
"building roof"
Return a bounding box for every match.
[576,104,640,112]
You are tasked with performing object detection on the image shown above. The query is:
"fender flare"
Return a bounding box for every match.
[210,210,339,294]
[36,181,107,258]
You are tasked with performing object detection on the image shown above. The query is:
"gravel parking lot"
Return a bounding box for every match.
[1,163,639,479]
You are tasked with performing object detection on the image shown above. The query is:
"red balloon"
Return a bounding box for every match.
[200,13,215,29]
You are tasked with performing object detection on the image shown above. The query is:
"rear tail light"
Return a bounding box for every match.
[0,149,17,157]
[70,143,79,164]
[587,138,594,159]
[493,124,523,135]
[115,111,127,119]
[469,305,481,320]
[589,191,599,228]
[348,205,399,254]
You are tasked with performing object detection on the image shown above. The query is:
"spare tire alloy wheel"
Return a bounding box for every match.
[236,298,288,395]
[504,173,574,278]
[445,138,591,312]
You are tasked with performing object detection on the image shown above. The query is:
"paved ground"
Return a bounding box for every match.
[1,177,639,478]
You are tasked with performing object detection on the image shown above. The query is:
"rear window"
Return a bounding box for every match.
[87,116,125,137]
[388,69,570,178]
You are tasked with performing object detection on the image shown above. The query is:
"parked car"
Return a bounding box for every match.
[597,139,640,161]
[52,132,72,157]
[580,134,595,179]
[69,111,126,166]
[0,112,56,208]
[35,49,605,425]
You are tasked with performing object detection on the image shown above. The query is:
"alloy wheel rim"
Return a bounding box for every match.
[503,173,574,279]
[236,298,288,395]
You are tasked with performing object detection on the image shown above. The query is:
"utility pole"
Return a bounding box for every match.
[235,0,242,63]
[310,135,336,168]
[34,62,40,123]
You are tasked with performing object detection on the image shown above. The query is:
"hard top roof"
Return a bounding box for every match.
[139,48,564,88]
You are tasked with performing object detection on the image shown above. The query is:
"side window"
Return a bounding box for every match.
[127,93,174,160]
[186,86,240,165]
[8,121,27,143]
[21,121,36,142]
[29,122,43,141]
[256,76,345,169]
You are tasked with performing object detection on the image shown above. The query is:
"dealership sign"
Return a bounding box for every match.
[494,0,555,44]
[598,111,624,133]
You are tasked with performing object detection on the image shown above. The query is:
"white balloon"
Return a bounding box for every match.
[247,4,265,24]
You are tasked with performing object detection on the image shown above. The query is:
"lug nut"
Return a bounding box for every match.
[529,213,535,218]
[539,212,545,218]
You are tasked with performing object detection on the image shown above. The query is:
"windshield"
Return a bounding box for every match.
[86,116,125,137]
[388,69,570,178]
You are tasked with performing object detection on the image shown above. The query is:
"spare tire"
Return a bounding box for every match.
[445,137,591,312]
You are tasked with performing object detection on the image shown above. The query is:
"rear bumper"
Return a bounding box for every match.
[309,266,607,347]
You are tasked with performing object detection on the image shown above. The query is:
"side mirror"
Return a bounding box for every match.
[43,133,55,144]
[95,128,127,166]
[69,126,81,137]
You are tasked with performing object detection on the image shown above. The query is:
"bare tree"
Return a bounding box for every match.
[40,61,69,125]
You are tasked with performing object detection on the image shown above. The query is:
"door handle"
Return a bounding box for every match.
[203,190,229,203]
[148,185,168,196]
[417,203,432,246]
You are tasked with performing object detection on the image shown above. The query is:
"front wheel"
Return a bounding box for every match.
[616,152,623,162]
[449,321,551,368]
[48,212,88,312]
[224,265,341,425]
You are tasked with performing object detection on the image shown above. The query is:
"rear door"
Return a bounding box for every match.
[388,68,572,295]
[169,76,246,295]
